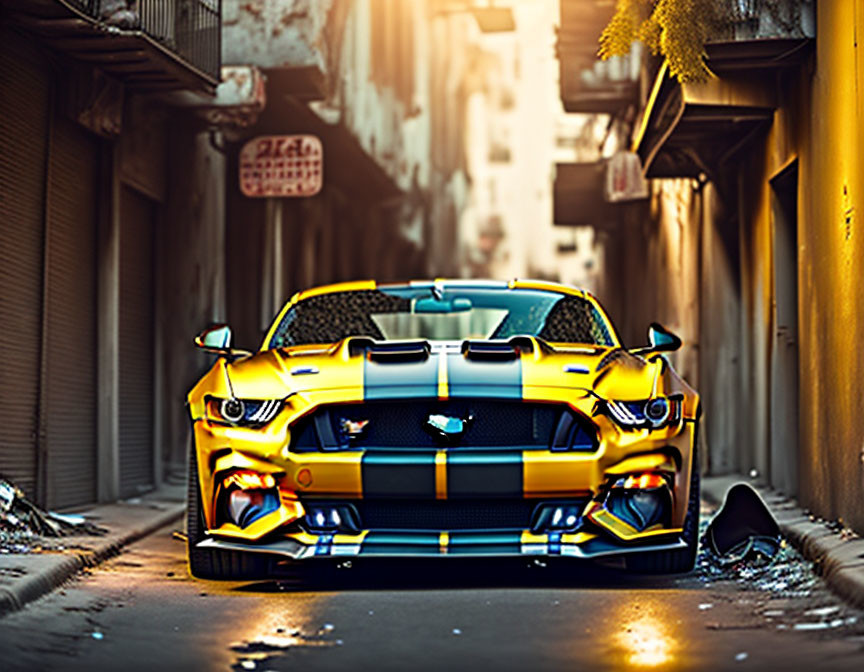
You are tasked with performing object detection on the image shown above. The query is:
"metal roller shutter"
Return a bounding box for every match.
[0,32,51,501]
[118,186,156,497]
[43,115,99,509]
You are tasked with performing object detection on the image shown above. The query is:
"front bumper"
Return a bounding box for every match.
[197,529,688,561]
[190,394,697,559]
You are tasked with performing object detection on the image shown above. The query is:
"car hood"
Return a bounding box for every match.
[219,338,663,403]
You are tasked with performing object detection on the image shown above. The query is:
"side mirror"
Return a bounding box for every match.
[194,324,251,359]
[195,324,232,350]
[631,322,682,355]
[647,322,682,352]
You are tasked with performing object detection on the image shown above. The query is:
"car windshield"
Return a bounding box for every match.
[267,286,616,348]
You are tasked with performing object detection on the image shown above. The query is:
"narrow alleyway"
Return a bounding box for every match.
[3,1,864,670]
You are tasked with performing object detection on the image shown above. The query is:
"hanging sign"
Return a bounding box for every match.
[605,150,649,202]
[239,134,323,197]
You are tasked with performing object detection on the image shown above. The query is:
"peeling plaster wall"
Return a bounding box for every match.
[721,0,861,517]
[601,182,701,375]
[337,0,434,194]
[222,0,332,70]
[338,0,474,276]
[221,0,471,279]
[222,0,436,196]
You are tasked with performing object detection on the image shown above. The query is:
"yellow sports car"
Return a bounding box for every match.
[186,280,700,579]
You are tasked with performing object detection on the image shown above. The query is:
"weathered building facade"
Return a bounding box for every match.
[219,0,476,352]
[559,1,864,532]
[0,0,225,506]
[0,0,487,508]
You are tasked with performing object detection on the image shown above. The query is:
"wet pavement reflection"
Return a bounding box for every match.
[612,601,677,667]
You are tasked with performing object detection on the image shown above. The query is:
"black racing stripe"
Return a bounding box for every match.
[360,531,439,556]
[360,545,440,556]
[362,531,439,544]
[362,451,437,498]
[448,531,523,544]
[364,351,439,400]
[447,450,523,498]
[447,352,521,398]
[447,544,522,556]
[448,531,523,556]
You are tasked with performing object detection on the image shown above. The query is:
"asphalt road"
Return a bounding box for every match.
[2,504,864,671]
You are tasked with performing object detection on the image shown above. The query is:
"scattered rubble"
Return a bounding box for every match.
[697,486,814,596]
[698,522,817,598]
[0,479,106,554]
[699,483,864,639]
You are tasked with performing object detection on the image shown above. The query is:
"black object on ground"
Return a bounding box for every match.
[704,483,781,565]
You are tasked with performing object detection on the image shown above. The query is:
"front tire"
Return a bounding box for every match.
[625,440,701,574]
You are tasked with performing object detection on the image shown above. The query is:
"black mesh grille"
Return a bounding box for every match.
[350,499,537,530]
[291,399,568,450]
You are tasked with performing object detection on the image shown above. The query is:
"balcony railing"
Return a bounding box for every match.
[68,0,221,80]
[711,0,814,42]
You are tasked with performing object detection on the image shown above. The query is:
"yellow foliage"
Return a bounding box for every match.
[599,0,722,83]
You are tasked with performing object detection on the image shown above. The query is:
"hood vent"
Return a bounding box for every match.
[461,340,520,361]
[366,340,431,363]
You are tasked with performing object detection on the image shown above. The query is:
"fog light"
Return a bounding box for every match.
[303,504,360,534]
[532,503,583,533]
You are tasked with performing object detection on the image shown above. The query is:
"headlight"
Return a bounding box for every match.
[207,396,284,427]
[645,398,670,425]
[604,397,681,430]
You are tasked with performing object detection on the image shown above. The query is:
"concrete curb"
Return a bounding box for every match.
[0,501,184,617]
[702,475,864,609]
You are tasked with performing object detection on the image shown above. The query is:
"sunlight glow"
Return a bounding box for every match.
[618,616,676,667]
